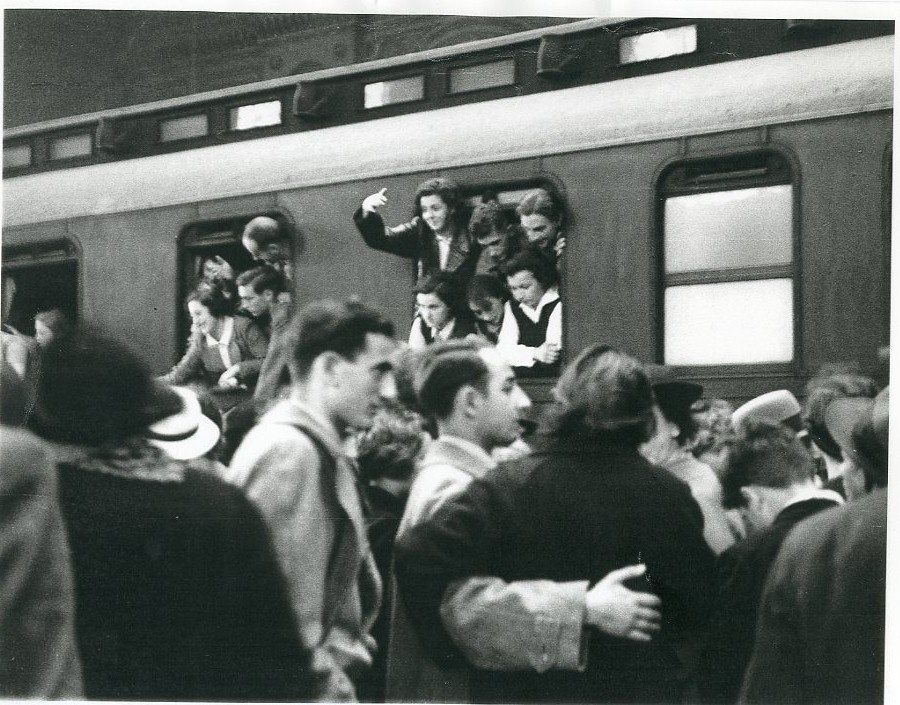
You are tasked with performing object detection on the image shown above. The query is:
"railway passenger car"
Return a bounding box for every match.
[2,17,892,404]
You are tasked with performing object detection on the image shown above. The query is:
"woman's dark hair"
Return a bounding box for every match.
[412,177,469,232]
[187,278,239,317]
[414,270,470,320]
[541,345,655,447]
[516,188,566,227]
[235,265,287,296]
[500,247,559,290]
[466,274,509,308]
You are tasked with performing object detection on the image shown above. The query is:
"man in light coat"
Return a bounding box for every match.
[226,299,397,701]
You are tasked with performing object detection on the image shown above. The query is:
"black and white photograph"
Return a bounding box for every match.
[0,2,895,703]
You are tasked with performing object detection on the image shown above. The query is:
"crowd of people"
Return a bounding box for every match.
[0,177,890,704]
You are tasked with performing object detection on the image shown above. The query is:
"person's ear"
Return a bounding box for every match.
[454,385,481,418]
[312,351,343,387]
[263,290,275,304]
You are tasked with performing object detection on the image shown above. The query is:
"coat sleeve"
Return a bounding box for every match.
[440,577,589,672]
[394,477,505,663]
[353,206,423,259]
[159,334,204,385]
[235,318,269,385]
[225,427,360,701]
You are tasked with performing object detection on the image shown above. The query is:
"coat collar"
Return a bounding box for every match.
[420,435,497,480]
[262,398,347,462]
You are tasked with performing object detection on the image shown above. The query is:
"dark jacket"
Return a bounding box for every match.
[253,300,293,407]
[353,207,478,280]
[739,490,886,704]
[56,452,312,701]
[698,493,843,703]
[395,435,718,704]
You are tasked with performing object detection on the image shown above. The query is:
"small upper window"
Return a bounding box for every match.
[4,144,32,169]
[619,24,698,65]
[159,114,209,142]
[364,75,425,109]
[448,59,515,94]
[229,100,282,131]
[658,151,796,367]
[49,133,92,161]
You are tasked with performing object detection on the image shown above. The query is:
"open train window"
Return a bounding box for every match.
[177,211,295,352]
[657,151,797,367]
[1,239,79,336]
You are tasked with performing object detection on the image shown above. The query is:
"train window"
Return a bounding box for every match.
[363,75,425,109]
[2,240,79,337]
[49,133,92,160]
[4,143,32,168]
[619,24,698,65]
[448,59,516,94]
[159,114,209,142]
[228,100,282,131]
[658,151,796,367]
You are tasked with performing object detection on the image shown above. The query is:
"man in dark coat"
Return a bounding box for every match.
[739,386,888,704]
[395,345,717,704]
[698,420,843,702]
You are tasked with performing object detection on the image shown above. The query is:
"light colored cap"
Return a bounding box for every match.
[732,389,802,431]
[147,386,220,461]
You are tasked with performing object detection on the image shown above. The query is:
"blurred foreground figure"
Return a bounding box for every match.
[30,328,312,701]
[1,373,83,698]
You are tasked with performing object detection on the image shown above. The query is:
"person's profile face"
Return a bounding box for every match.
[188,300,216,336]
[520,213,559,249]
[238,285,268,318]
[332,333,398,432]
[469,297,504,326]
[34,320,54,347]
[475,348,532,449]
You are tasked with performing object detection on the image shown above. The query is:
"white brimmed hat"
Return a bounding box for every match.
[732,390,804,433]
[147,386,220,461]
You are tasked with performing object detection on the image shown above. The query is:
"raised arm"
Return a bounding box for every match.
[353,188,423,259]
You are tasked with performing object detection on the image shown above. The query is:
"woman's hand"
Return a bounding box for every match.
[554,236,567,260]
[534,342,561,364]
[218,365,241,388]
[362,187,388,214]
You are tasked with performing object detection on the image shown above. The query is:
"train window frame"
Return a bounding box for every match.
[175,209,299,357]
[462,176,568,390]
[361,74,427,111]
[1,238,81,337]
[45,129,94,164]
[227,99,284,132]
[158,113,210,143]
[617,23,699,66]
[654,148,802,375]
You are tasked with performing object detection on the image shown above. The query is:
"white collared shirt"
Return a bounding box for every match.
[496,286,562,368]
[204,316,234,369]
[435,233,453,270]
[408,316,457,349]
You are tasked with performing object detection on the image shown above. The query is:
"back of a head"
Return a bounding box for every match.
[724,420,817,502]
[544,345,654,447]
[468,200,510,241]
[286,299,395,380]
[357,401,426,483]
[31,327,182,446]
[414,339,491,422]
[804,372,879,460]
[242,215,286,247]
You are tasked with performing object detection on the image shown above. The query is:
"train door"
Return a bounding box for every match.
[176,211,293,353]
[1,238,79,337]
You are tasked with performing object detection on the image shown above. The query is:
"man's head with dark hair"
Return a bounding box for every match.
[544,345,655,448]
[721,420,819,528]
[236,265,287,318]
[285,299,398,436]
[414,339,530,451]
[466,274,509,328]
[823,388,888,499]
[468,201,511,245]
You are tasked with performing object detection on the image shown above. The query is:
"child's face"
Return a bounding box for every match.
[419,194,450,233]
[469,297,504,326]
[506,270,545,309]
[416,291,452,330]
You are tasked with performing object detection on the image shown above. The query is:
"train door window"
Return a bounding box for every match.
[658,151,796,367]
[177,211,294,351]
[2,239,79,337]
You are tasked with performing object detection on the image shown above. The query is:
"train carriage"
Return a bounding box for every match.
[2,17,892,404]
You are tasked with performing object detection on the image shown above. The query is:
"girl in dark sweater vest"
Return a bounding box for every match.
[497,248,562,378]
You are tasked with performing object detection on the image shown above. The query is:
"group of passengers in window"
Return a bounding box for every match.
[353,178,565,377]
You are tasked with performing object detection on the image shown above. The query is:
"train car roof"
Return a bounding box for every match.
[3,35,892,229]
